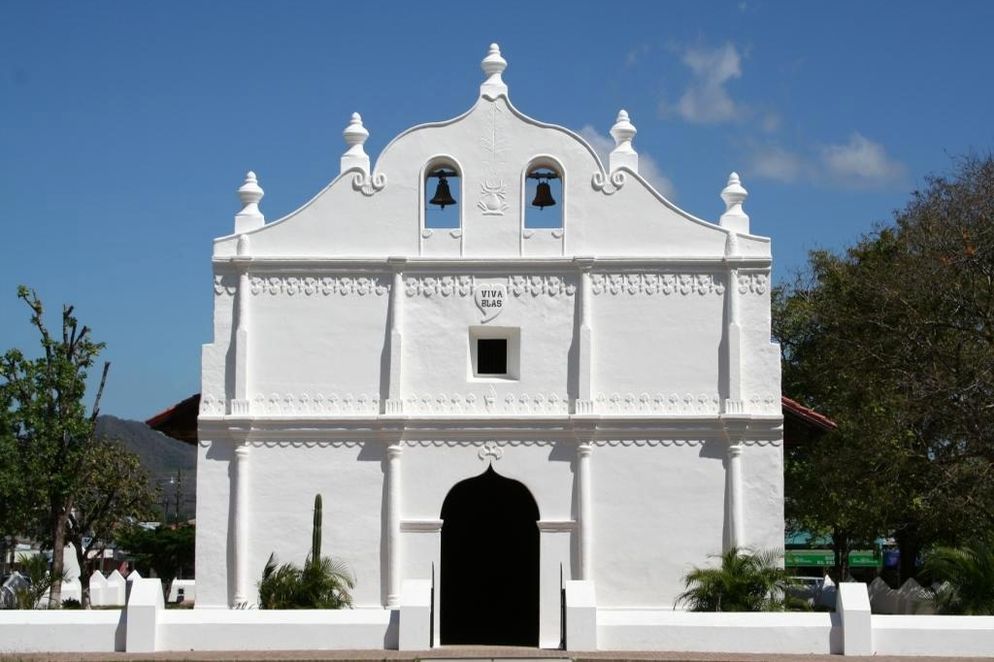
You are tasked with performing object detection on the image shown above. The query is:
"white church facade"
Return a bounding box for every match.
[196,44,783,647]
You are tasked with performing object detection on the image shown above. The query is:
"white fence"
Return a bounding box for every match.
[2,578,994,656]
[868,576,937,615]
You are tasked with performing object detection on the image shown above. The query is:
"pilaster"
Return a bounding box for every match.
[385,443,403,607]
[232,441,250,606]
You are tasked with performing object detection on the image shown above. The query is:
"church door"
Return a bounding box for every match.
[440,466,540,646]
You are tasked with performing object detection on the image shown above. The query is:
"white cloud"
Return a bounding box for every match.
[746,134,905,189]
[748,145,807,183]
[820,132,905,185]
[578,125,677,200]
[660,43,745,124]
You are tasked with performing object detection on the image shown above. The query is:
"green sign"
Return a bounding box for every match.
[785,549,880,568]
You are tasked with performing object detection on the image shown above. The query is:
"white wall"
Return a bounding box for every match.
[0,610,125,652]
[159,608,396,651]
[196,42,782,618]
[596,609,840,654]
[874,615,994,657]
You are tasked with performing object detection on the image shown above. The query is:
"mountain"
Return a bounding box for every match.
[95,415,196,519]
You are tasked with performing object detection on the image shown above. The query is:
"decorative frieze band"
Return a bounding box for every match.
[249,276,389,297]
[405,392,569,415]
[591,273,725,296]
[402,275,575,298]
[213,275,237,296]
[509,275,576,297]
[252,393,381,415]
[737,273,770,295]
[200,394,226,416]
[202,391,779,417]
[747,394,780,414]
[218,271,765,299]
[595,392,722,414]
[404,275,475,298]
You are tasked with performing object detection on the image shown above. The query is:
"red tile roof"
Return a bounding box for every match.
[781,395,837,431]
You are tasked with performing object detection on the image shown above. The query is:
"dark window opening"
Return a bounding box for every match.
[477,338,507,375]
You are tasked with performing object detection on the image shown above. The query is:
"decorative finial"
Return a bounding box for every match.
[235,171,265,233]
[480,43,508,100]
[610,110,637,147]
[343,112,369,147]
[719,172,750,234]
[341,112,370,174]
[609,109,639,174]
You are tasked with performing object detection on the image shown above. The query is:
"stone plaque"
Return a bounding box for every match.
[474,283,506,322]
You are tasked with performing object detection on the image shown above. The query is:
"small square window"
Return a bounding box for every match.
[477,338,508,375]
[468,326,519,381]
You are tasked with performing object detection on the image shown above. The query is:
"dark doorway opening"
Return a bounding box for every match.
[440,466,540,646]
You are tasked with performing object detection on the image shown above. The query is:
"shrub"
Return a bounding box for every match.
[921,539,994,615]
[676,547,797,611]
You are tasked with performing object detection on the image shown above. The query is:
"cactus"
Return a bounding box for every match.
[311,493,322,563]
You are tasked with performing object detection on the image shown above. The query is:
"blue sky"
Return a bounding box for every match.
[2,1,993,420]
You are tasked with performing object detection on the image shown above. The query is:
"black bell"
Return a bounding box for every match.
[531,180,556,209]
[429,174,456,209]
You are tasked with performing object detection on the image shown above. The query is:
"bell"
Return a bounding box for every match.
[531,180,556,209]
[429,175,456,209]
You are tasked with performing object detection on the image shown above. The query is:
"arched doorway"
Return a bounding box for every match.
[440,466,540,646]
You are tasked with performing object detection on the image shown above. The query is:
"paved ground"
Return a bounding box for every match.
[2,648,991,662]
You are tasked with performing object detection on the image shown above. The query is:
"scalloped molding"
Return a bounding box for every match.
[593,438,705,447]
[404,439,556,448]
[591,273,725,296]
[249,439,365,448]
[249,275,389,297]
[592,438,781,447]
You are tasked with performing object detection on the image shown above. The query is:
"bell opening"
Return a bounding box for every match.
[524,168,563,229]
[425,166,460,229]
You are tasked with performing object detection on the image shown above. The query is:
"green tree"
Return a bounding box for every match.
[67,440,157,607]
[675,548,795,612]
[775,156,994,580]
[1,287,109,607]
[115,523,195,589]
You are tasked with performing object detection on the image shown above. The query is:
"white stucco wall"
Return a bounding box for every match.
[195,44,783,631]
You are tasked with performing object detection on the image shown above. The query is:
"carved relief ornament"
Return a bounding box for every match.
[590,273,725,296]
[249,275,389,297]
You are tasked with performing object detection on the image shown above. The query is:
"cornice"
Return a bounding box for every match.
[197,412,783,443]
[212,255,772,273]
